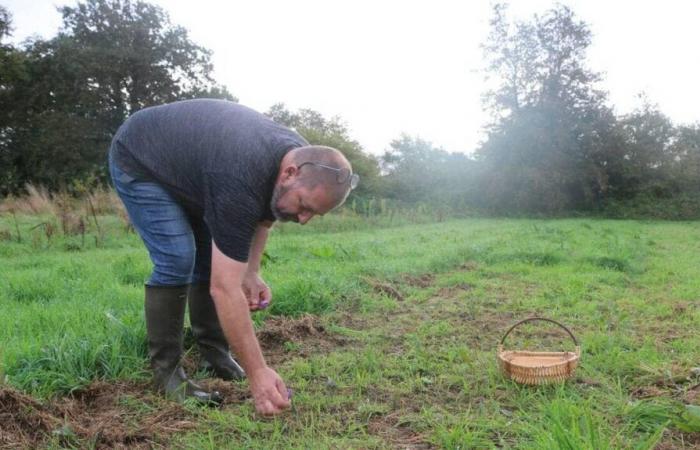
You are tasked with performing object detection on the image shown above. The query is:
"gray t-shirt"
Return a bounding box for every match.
[110,99,308,262]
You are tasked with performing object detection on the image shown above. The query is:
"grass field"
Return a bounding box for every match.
[1,212,699,449]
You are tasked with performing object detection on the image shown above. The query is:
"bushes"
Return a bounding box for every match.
[601,193,700,220]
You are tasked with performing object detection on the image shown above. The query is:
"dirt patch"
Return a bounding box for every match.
[683,389,700,405]
[373,283,404,301]
[258,314,331,346]
[0,388,64,449]
[367,412,433,449]
[630,385,666,399]
[362,277,405,301]
[672,301,693,315]
[436,284,474,298]
[656,429,700,450]
[0,381,196,449]
[204,379,252,406]
[403,273,435,289]
[257,314,348,365]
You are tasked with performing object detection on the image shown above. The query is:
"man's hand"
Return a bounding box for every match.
[211,241,286,418]
[242,271,271,311]
[249,366,291,416]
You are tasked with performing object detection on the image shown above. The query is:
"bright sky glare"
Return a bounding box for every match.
[4,0,700,155]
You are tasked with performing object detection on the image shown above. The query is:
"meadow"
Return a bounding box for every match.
[1,203,699,448]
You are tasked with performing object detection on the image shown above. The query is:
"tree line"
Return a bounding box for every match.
[1,1,699,218]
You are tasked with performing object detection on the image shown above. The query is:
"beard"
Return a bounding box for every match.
[270,184,299,223]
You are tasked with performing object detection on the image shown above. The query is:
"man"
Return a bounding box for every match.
[108,99,358,416]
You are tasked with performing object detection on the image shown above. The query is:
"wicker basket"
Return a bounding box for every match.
[497,317,580,385]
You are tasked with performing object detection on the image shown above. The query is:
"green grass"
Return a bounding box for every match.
[1,213,699,448]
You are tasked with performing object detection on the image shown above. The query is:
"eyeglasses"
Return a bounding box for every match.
[297,162,359,190]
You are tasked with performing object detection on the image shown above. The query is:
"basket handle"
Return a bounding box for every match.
[500,317,578,347]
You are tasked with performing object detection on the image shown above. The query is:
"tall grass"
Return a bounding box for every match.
[0,184,129,250]
[0,183,124,216]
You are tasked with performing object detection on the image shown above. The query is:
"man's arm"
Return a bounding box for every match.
[209,240,290,415]
[242,222,273,309]
[247,222,272,273]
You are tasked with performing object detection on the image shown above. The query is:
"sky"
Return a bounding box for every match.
[3,0,700,155]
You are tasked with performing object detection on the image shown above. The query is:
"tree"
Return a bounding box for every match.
[1,0,235,193]
[381,134,476,207]
[58,0,234,118]
[671,123,700,195]
[478,3,614,213]
[0,5,9,38]
[0,6,30,193]
[266,103,382,198]
[609,98,677,199]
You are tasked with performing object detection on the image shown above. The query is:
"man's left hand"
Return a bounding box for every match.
[242,271,271,311]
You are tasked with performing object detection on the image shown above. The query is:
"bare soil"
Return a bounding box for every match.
[257,313,349,366]
[0,381,195,449]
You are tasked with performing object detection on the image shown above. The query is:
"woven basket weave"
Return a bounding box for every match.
[497,317,580,385]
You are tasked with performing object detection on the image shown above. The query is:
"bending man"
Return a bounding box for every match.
[108,99,357,416]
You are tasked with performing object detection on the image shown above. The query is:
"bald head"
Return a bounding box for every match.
[271,145,356,224]
[287,145,349,167]
[286,145,354,206]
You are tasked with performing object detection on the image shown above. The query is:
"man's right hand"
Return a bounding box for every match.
[249,366,291,416]
[210,241,289,416]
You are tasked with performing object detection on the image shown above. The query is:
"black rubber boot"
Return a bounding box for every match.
[188,283,246,380]
[144,284,223,405]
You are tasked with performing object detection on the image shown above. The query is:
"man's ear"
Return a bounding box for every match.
[281,164,298,183]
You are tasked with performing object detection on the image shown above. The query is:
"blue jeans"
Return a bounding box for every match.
[109,150,211,286]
